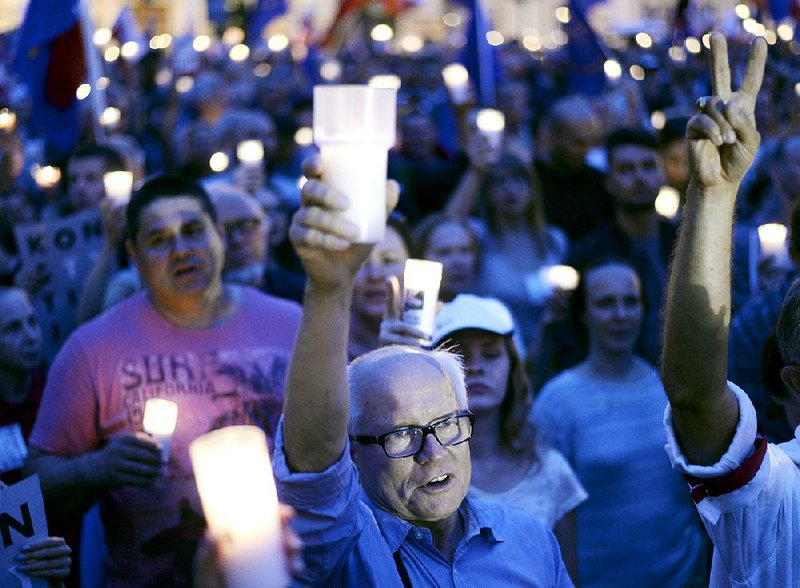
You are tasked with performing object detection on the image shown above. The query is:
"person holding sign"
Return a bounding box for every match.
[24,174,301,586]
[659,34,800,586]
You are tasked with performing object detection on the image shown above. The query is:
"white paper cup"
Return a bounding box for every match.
[402,259,443,338]
[313,85,396,243]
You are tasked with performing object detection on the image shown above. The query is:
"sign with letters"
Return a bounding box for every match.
[0,475,49,588]
[14,209,104,362]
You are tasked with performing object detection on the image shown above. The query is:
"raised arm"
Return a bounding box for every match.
[283,159,397,472]
[661,34,767,465]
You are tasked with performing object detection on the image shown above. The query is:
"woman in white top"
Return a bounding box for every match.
[431,294,587,585]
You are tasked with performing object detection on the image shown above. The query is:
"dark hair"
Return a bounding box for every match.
[606,127,660,166]
[659,116,690,147]
[570,255,646,329]
[386,210,412,254]
[410,213,478,259]
[480,153,551,251]
[126,174,216,242]
[69,143,126,172]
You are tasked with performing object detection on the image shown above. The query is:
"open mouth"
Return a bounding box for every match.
[426,474,450,488]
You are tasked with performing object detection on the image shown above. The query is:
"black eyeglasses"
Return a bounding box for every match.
[350,411,475,458]
[223,217,263,236]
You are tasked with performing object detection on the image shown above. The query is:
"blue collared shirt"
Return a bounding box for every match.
[273,423,573,587]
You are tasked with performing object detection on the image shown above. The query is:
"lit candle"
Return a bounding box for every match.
[313,85,396,243]
[758,223,788,258]
[368,75,402,90]
[475,108,505,151]
[104,171,134,204]
[190,426,288,588]
[540,265,580,291]
[0,109,16,132]
[237,140,264,165]
[442,63,469,104]
[655,186,680,220]
[100,106,121,128]
[33,165,61,190]
[402,259,444,339]
[143,398,178,463]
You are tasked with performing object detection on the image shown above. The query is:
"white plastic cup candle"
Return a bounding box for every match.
[758,223,788,255]
[190,426,288,588]
[0,109,16,132]
[475,108,505,151]
[313,85,396,243]
[758,223,789,265]
[104,171,134,204]
[237,140,264,165]
[33,165,61,190]
[402,259,443,339]
[442,63,470,104]
[143,398,178,463]
[540,265,580,291]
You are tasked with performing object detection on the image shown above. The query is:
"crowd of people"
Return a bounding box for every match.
[1,4,800,586]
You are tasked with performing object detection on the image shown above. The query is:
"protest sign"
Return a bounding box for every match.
[14,209,104,362]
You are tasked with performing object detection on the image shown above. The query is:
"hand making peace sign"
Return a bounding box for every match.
[688,33,767,190]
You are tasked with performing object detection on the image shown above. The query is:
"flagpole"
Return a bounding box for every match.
[78,0,106,144]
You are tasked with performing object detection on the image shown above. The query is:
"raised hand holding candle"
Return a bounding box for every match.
[190,426,288,588]
[402,259,443,340]
[143,398,178,463]
[313,85,396,243]
[104,171,134,204]
[442,63,470,104]
[475,108,505,152]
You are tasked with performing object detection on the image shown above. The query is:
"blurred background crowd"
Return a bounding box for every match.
[1,0,800,586]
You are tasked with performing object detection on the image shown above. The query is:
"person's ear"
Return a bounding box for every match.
[779,365,800,395]
[125,239,138,267]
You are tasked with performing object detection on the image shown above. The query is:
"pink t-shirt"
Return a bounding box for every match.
[30,287,301,586]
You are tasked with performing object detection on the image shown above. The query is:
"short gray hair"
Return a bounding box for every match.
[347,345,468,434]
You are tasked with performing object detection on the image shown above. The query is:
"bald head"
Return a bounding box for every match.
[348,346,468,434]
[208,184,269,281]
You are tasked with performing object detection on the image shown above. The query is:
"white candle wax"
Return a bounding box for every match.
[476,108,505,151]
[758,223,788,257]
[143,398,178,463]
[402,259,443,338]
[540,265,580,291]
[318,144,388,243]
[190,426,287,588]
[33,165,61,189]
[104,171,134,204]
[442,63,469,104]
[237,140,264,165]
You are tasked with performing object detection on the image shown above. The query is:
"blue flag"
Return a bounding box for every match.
[12,0,85,158]
[247,0,288,44]
[566,0,607,96]
[453,0,498,107]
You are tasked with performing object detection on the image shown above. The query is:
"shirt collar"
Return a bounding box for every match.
[361,490,505,553]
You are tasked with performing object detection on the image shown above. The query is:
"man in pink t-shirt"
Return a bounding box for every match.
[24,174,302,586]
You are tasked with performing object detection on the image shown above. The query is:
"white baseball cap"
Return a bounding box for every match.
[432,294,515,348]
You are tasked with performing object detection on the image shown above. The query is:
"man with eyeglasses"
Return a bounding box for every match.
[209,184,305,302]
[275,159,572,586]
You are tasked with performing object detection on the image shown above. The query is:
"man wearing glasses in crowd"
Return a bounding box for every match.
[274,161,572,586]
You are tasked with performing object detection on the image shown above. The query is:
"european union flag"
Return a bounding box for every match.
[12,0,85,158]
[247,0,288,44]
[453,0,498,107]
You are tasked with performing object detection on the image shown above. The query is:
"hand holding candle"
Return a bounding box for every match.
[475,109,505,158]
[237,140,264,166]
[143,398,178,463]
[442,63,470,104]
[190,426,288,588]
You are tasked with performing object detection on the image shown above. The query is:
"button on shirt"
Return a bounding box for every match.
[273,422,573,587]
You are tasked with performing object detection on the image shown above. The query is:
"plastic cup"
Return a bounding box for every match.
[313,85,397,243]
[402,259,443,339]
